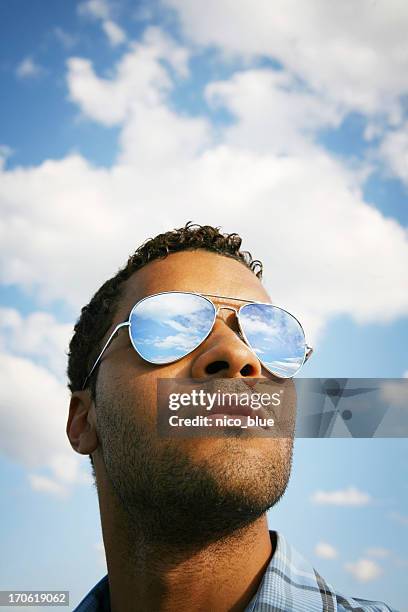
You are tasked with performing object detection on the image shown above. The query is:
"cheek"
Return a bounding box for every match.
[122,363,193,431]
[153,358,194,379]
[98,360,157,426]
[121,373,159,427]
[99,351,197,431]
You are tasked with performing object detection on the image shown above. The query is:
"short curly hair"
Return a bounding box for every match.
[67,222,263,400]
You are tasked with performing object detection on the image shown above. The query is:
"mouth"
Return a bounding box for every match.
[157,378,286,436]
[209,402,255,418]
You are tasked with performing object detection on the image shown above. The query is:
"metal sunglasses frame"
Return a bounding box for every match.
[82,291,314,390]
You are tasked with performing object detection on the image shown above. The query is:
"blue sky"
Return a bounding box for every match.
[0,0,407,609]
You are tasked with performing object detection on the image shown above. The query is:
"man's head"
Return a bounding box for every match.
[66,223,295,548]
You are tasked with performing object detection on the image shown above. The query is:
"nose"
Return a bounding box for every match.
[190,311,263,379]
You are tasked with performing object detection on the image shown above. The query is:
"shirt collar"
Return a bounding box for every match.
[245,530,334,611]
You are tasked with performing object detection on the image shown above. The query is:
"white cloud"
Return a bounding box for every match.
[166,0,408,186]
[48,452,92,485]
[0,308,72,381]
[315,541,338,559]
[102,20,127,46]
[16,57,43,79]
[151,332,200,351]
[78,0,127,49]
[78,0,111,20]
[0,305,96,494]
[311,486,372,506]
[404,371,408,378]
[165,0,408,118]
[344,558,383,583]
[379,122,408,184]
[0,350,90,497]
[0,308,90,498]
[66,27,191,127]
[29,474,68,498]
[54,27,77,49]
[205,69,342,155]
[0,351,69,465]
[365,546,408,570]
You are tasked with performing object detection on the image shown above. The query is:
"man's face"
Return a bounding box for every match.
[92,250,295,546]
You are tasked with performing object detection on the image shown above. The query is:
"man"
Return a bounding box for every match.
[67,223,397,611]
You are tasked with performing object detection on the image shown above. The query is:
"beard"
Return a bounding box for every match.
[94,381,294,551]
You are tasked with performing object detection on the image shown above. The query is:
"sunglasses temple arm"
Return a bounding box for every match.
[82,321,130,390]
[305,345,313,362]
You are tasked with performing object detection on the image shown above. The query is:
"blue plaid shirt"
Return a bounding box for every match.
[73,531,399,611]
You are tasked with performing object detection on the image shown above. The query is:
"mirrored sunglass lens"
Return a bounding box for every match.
[129,293,215,364]
[240,304,306,377]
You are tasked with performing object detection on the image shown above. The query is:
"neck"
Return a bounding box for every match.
[98,475,274,612]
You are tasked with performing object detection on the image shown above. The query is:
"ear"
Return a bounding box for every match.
[66,391,99,455]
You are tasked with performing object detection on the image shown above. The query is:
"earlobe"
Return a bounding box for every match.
[66,391,99,455]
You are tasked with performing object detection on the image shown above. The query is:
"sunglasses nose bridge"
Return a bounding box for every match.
[213,305,242,335]
[215,304,239,318]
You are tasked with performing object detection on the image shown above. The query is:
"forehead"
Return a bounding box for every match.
[115,249,270,322]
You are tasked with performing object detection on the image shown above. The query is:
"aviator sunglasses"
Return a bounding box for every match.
[82,291,313,389]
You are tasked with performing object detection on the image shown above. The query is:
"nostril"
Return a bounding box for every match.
[240,363,253,376]
[205,361,256,376]
[205,360,229,375]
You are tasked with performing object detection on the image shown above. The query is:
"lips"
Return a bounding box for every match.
[209,402,257,418]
